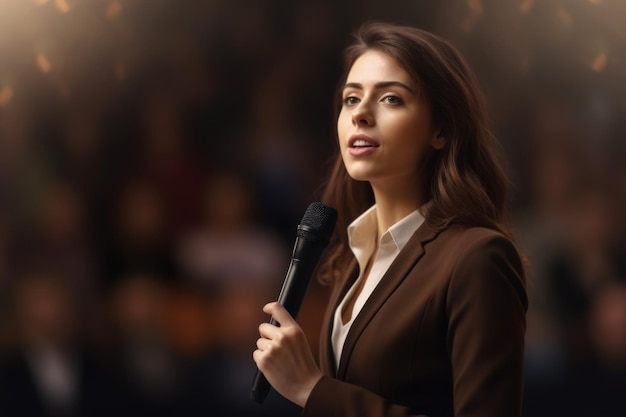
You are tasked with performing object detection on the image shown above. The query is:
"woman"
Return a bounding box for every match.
[253,21,527,417]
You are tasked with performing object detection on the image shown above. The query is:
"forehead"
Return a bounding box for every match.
[346,49,414,85]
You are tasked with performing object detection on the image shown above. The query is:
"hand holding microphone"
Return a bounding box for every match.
[253,301,324,407]
[251,202,337,405]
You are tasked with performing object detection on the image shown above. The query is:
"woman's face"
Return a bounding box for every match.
[337,49,442,190]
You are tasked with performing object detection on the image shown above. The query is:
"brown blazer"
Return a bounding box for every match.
[302,223,528,417]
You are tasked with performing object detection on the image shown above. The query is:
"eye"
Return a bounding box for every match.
[343,96,360,106]
[382,95,403,105]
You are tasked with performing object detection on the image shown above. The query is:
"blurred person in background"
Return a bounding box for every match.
[176,171,300,416]
[526,279,626,417]
[234,44,335,244]
[254,22,527,417]
[182,278,300,417]
[99,177,177,289]
[584,280,626,416]
[27,180,99,298]
[177,171,287,289]
[5,179,105,349]
[133,86,205,235]
[106,272,186,417]
[95,81,204,290]
[0,273,114,417]
[0,217,9,315]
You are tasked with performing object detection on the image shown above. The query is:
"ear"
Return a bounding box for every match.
[431,131,445,150]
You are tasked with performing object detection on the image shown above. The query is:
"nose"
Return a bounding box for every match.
[351,102,374,127]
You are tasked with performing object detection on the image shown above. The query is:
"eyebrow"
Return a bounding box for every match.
[343,81,415,95]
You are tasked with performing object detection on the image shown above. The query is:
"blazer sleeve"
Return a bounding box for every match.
[446,233,527,416]
[302,232,527,417]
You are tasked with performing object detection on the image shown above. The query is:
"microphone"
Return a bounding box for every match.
[250,202,337,404]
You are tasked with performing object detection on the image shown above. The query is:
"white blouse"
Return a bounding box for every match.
[331,205,426,370]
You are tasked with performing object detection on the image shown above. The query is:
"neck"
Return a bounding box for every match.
[371,179,426,236]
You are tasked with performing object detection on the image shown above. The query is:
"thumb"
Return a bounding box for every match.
[263,302,297,327]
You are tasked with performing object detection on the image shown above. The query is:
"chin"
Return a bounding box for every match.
[345,170,375,183]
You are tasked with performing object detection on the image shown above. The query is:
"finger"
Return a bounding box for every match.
[256,337,269,351]
[252,348,263,367]
[258,322,282,338]
[263,302,297,327]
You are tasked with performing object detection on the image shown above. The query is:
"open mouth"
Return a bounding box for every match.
[351,139,377,148]
[348,135,379,156]
[349,135,379,148]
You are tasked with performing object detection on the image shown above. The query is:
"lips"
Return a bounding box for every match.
[348,134,379,148]
[347,134,379,156]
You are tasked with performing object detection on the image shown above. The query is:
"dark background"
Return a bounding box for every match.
[1,0,625,416]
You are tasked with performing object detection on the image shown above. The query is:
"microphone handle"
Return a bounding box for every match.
[251,240,325,403]
[250,358,273,403]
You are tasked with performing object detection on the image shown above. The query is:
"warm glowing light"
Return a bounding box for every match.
[468,0,484,12]
[33,0,49,5]
[55,0,70,13]
[36,53,52,73]
[107,0,122,20]
[520,0,535,15]
[114,62,126,80]
[0,86,14,107]
[556,5,574,27]
[592,53,608,72]
[461,0,484,32]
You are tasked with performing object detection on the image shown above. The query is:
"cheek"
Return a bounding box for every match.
[390,125,436,168]
[336,114,352,159]
[336,111,349,139]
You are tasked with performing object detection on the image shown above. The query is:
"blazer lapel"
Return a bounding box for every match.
[336,223,440,380]
[320,257,359,377]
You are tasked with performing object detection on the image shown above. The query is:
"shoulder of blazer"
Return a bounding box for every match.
[435,224,528,310]
[420,223,521,263]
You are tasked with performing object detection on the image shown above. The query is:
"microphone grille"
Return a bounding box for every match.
[298,202,338,241]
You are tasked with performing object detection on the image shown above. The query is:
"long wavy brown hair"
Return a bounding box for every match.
[317,21,514,285]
